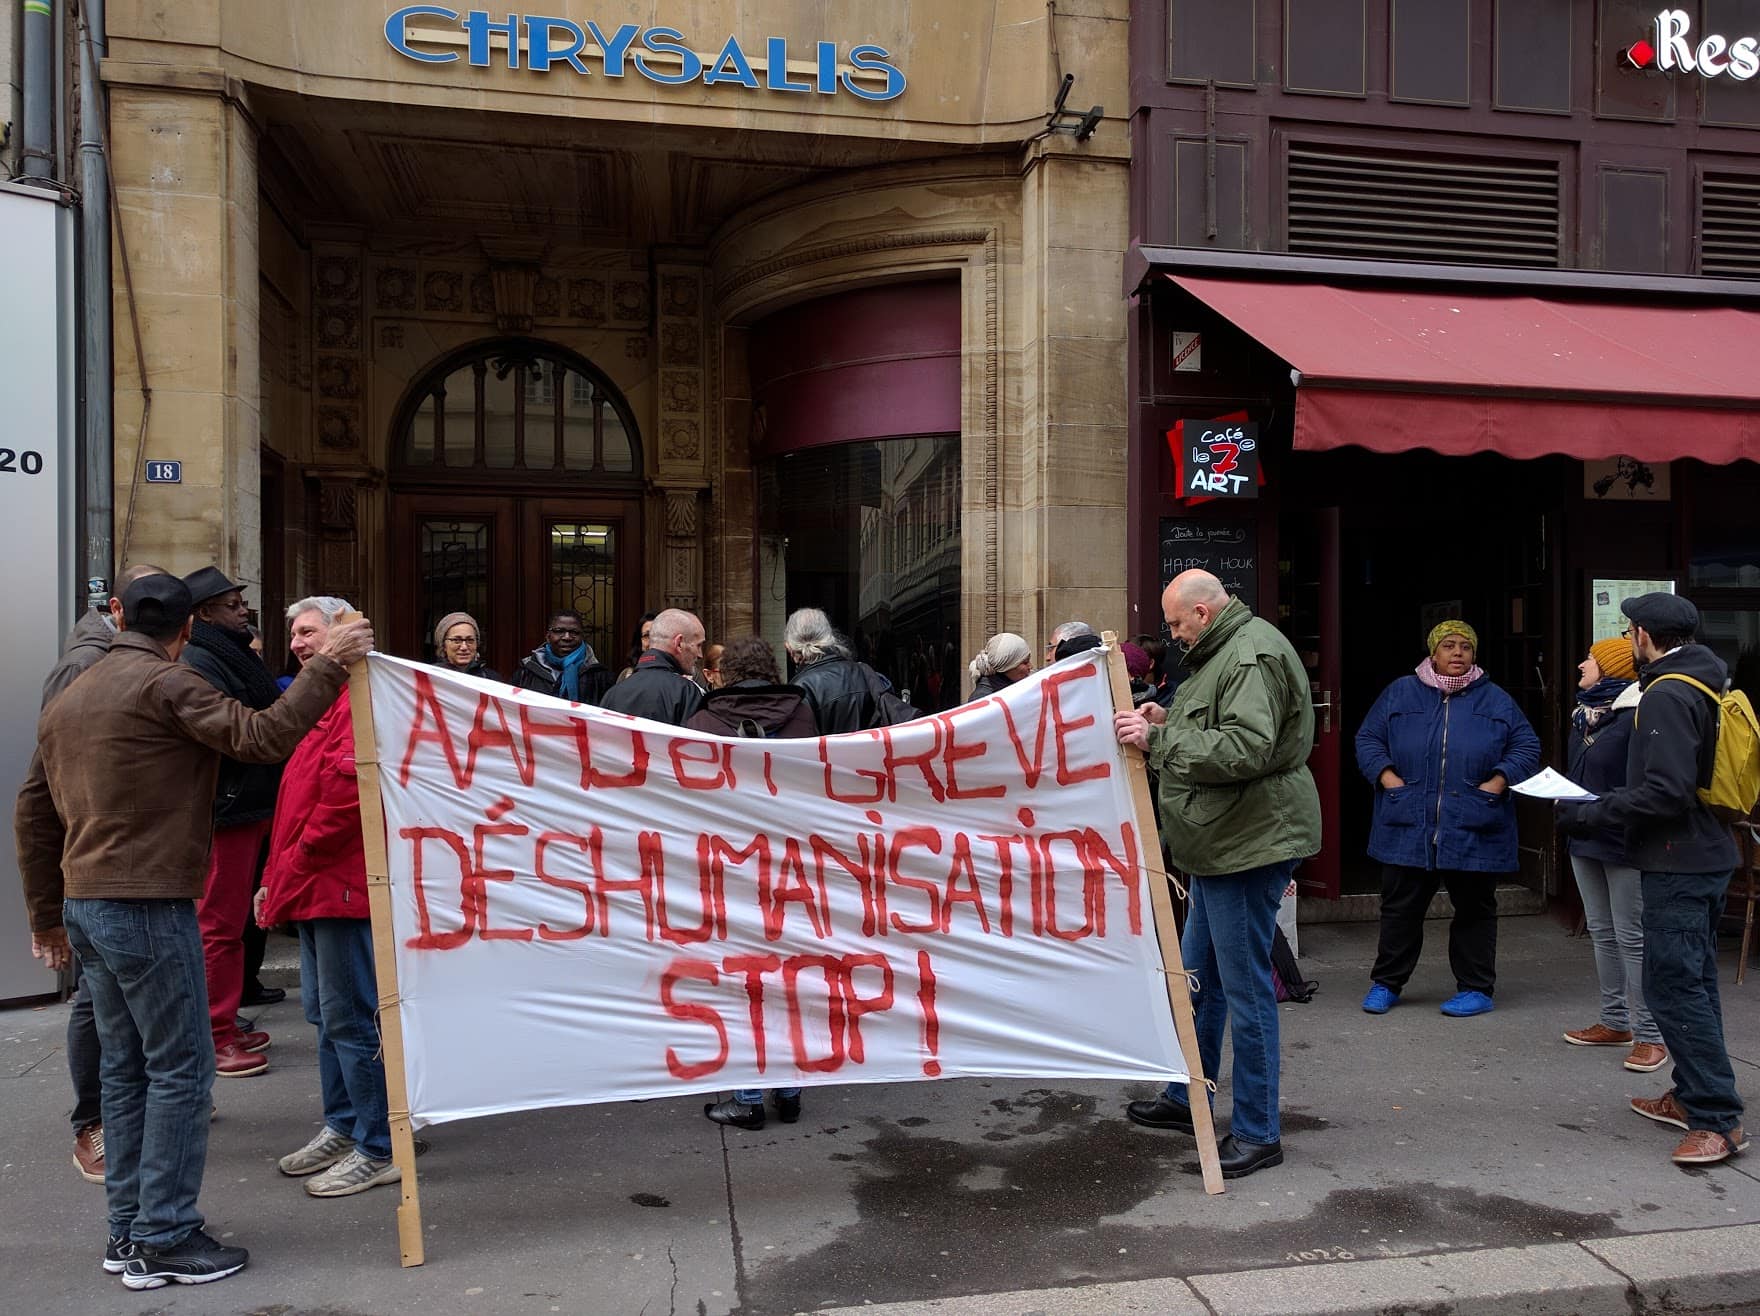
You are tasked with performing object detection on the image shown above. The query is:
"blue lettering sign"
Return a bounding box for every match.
[380,11,908,101]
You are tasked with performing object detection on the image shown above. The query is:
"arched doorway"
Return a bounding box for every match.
[389,339,644,679]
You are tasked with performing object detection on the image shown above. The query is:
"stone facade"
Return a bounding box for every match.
[102,0,1132,666]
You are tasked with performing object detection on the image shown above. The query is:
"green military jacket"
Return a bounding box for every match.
[1145,597,1323,877]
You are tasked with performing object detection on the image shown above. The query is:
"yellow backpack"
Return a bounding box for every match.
[1641,673,1760,820]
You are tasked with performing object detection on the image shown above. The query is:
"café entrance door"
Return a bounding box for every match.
[387,340,645,678]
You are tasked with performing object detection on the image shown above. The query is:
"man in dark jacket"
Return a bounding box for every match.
[784,606,880,734]
[37,563,169,1187]
[511,610,615,705]
[181,567,286,1078]
[599,608,705,725]
[15,574,373,1288]
[1558,592,1747,1166]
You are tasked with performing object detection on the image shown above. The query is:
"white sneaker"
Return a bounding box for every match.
[304,1148,401,1198]
[278,1127,354,1177]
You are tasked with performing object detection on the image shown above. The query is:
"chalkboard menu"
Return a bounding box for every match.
[1158,519,1259,610]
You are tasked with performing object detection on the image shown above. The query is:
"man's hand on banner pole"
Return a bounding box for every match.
[1113,702,1167,749]
[320,618,376,666]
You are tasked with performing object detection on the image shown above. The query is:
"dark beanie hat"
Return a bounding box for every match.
[1054,632,1104,661]
[122,573,193,632]
[1121,642,1153,679]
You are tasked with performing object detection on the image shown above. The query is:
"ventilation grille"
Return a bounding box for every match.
[1286,144,1562,268]
[1699,173,1760,278]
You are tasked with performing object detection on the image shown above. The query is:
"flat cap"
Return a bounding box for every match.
[182,566,242,606]
[122,573,193,631]
[1620,591,1698,636]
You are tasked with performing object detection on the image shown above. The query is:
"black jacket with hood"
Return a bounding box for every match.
[1561,644,1741,874]
[790,655,879,735]
[685,680,819,739]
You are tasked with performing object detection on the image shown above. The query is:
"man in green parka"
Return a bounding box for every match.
[1114,569,1321,1179]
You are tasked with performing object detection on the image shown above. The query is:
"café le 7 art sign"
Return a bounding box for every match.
[1625,8,1760,80]
[385,6,907,101]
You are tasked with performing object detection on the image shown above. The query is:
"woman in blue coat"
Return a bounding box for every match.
[1354,620,1541,1018]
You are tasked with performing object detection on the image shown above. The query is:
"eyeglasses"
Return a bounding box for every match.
[444,636,477,648]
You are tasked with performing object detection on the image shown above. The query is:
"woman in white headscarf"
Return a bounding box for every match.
[967,632,1031,700]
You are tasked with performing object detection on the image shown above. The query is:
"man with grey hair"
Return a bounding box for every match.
[599,607,706,725]
[785,607,883,734]
[1113,569,1319,1180]
[255,596,401,1202]
[1045,619,1095,665]
[18,578,372,1287]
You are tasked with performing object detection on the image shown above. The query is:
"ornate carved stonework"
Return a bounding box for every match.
[624,336,648,360]
[661,321,700,366]
[661,274,700,318]
[568,277,606,322]
[320,482,358,530]
[316,357,361,400]
[662,419,701,461]
[316,309,359,350]
[375,266,417,311]
[423,269,465,313]
[489,262,538,333]
[317,407,361,450]
[533,276,561,319]
[314,255,360,302]
[612,279,648,323]
[664,489,698,535]
[380,324,405,349]
[661,370,700,413]
[470,273,495,315]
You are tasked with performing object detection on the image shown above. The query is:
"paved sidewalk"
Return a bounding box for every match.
[3,914,1758,1314]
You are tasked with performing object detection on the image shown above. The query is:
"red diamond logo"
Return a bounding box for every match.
[1624,38,1656,69]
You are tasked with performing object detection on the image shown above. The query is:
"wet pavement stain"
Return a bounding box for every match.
[734,1105,1625,1316]
[629,1192,672,1208]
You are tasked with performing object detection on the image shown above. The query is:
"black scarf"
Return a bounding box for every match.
[188,619,281,710]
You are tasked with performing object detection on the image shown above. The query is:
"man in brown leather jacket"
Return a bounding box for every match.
[14,573,373,1291]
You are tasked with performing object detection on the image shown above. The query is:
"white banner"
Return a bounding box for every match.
[367,649,1186,1127]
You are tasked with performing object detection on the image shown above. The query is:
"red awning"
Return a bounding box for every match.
[1165,274,1760,464]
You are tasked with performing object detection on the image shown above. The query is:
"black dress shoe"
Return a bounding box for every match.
[1125,1096,1196,1134]
[242,984,286,1006]
[1217,1134,1284,1179]
[776,1093,802,1124]
[704,1098,765,1130]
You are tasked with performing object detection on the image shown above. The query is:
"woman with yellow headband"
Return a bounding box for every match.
[1354,619,1542,1018]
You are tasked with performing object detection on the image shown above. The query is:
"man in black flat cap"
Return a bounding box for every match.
[1558,591,1746,1166]
[181,568,288,1079]
[15,574,373,1288]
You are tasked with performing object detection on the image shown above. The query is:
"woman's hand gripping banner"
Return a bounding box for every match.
[366,648,1187,1126]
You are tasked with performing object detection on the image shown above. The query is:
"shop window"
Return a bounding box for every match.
[399,341,639,478]
[758,436,962,713]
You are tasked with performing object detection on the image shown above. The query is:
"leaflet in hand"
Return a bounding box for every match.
[1511,767,1597,803]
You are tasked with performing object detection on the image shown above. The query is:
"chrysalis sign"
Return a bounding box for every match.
[385,6,907,101]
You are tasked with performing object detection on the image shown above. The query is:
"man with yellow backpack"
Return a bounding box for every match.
[1558,592,1758,1167]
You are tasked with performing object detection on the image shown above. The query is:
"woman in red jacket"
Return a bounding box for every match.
[253,597,397,1199]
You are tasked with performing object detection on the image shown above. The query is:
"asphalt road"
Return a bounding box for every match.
[4,914,1758,1314]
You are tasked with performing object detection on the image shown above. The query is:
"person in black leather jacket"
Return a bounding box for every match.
[784,607,883,734]
[598,609,706,725]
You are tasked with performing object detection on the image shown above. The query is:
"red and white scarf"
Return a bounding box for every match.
[1415,657,1483,696]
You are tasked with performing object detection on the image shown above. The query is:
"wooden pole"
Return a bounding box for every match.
[343,615,427,1266]
[1101,632,1226,1195]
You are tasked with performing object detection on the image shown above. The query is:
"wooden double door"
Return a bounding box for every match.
[390,491,642,682]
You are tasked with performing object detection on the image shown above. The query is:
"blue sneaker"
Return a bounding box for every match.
[1440,990,1495,1017]
[1361,984,1399,1014]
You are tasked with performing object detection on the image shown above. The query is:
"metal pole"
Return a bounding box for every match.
[77,0,114,607]
[20,0,55,178]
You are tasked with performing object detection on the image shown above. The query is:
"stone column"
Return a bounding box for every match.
[654,258,710,615]
[109,78,262,587]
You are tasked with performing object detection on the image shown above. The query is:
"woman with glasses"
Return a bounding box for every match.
[431,612,502,683]
[512,610,614,705]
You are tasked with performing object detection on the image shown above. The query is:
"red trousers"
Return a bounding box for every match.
[199,818,272,1048]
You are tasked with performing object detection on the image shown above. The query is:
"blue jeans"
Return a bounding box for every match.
[1642,870,1745,1134]
[68,972,104,1129]
[299,919,391,1160]
[1162,859,1295,1145]
[734,1087,802,1104]
[63,898,214,1247]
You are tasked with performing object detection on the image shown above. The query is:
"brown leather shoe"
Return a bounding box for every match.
[1625,1043,1668,1073]
[73,1123,105,1184]
[1631,1090,1690,1130]
[1563,1023,1633,1046]
[1671,1127,1749,1164]
[238,1030,272,1054]
[215,1042,269,1078]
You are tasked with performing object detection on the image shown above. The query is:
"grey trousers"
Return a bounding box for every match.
[1571,855,1660,1044]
